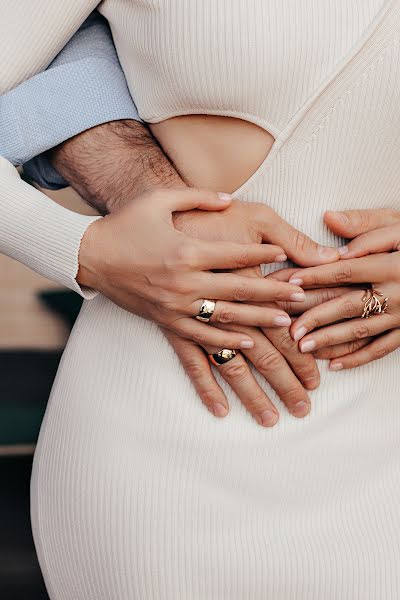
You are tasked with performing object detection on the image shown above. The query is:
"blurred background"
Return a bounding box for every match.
[0,181,97,599]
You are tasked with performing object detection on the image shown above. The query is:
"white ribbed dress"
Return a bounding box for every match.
[2,1,400,598]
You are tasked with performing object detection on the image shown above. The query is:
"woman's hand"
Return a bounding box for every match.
[289,209,400,371]
[78,187,305,349]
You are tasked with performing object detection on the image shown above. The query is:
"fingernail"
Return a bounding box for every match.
[338,245,348,255]
[290,400,310,417]
[273,315,292,327]
[258,409,279,427]
[304,376,320,390]
[289,278,303,286]
[217,192,233,201]
[329,362,344,371]
[300,340,316,353]
[212,402,229,417]
[318,246,338,259]
[275,254,287,262]
[240,340,254,349]
[290,292,306,302]
[293,326,307,342]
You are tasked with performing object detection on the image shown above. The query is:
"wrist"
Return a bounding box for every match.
[50,119,186,215]
[106,169,186,214]
[76,217,103,289]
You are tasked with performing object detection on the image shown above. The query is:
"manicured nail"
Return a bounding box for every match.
[258,409,279,427]
[329,362,344,371]
[289,278,303,286]
[290,400,310,417]
[338,245,349,255]
[275,254,287,262]
[217,192,233,201]
[290,292,306,302]
[300,340,316,353]
[318,246,339,259]
[273,315,292,327]
[240,340,254,349]
[212,403,229,417]
[293,326,307,342]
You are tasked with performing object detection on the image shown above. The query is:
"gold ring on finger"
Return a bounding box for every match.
[361,288,389,319]
[196,299,217,322]
[208,348,238,366]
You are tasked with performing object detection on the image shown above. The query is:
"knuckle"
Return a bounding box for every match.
[294,230,308,253]
[168,244,198,271]
[340,299,356,319]
[293,357,316,377]
[235,250,252,269]
[352,324,370,339]
[335,266,353,283]
[357,210,371,231]
[383,208,400,220]
[246,393,270,413]
[256,349,283,373]
[182,358,208,379]
[314,347,333,359]
[325,288,345,302]
[275,329,295,353]
[248,223,263,243]
[374,345,389,360]
[349,356,362,368]
[319,333,333,347]
[157,288,176,307]
[277,300,291,314]
[281,386,302,407]
[307,315,322,330]
[232,283,251,302]
[222,361,248,381]
[199,389,219,409]
[191,331,208,346]
[164,274,191,297]
[217,307,237,324]
[348,339,366,353]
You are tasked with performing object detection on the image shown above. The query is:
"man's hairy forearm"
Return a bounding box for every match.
[48,119,185,214]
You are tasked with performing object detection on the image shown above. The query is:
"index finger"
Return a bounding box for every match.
[288,253,394,288]
[193,239,286,270]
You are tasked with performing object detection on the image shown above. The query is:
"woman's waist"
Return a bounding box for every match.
[149,114,275,195]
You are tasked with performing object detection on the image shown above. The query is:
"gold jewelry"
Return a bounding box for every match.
[361,288,389,319]
[208,348,237,366]
[196,299,216,322]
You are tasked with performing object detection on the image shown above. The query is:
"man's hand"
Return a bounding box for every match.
[173,201,341,423]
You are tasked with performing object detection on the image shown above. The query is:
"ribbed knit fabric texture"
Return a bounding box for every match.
[4,0,400,598]
[0,157,100,297]
[0,1,102,298]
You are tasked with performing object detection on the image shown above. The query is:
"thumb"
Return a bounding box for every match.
[262,212,339,266]
[338,223,400,259]
[160,187,233,213]
[324,209,400,238]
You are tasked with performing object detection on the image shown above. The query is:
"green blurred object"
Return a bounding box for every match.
[0,351,62,445]
[38,289,83,328]
[0,291,82,446]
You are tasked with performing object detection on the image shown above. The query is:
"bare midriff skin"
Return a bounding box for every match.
[150,115,275,193]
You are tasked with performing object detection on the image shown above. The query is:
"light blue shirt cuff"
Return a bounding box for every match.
[0,11,142,189]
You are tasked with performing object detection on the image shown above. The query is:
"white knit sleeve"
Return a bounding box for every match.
[0,156,101,298]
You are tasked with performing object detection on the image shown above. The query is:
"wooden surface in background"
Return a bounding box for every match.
[0,186,98,350]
